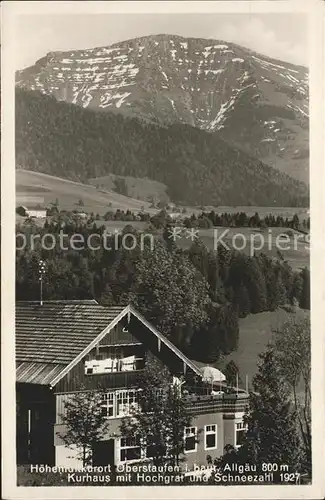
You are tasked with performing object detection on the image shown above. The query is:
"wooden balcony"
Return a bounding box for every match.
[184,392,249,415]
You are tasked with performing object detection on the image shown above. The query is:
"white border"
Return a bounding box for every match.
[2,1,325,499]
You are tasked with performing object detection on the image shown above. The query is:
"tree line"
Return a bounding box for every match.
[42,205,310,230]
[182,210,310,231]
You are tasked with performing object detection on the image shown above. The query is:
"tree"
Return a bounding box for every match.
[272,317,311,474]
[299,268,310,310]
[163,223,177,252]
[243,257,267,313]
[57,387,110,467]
[218,348,303,482]
[114,177,128,196]
[233,283,251,317]
[292,213,300,230]
[150,209,170,229]
[129,241,211,346]
[119,355,192,467]
[187,239,210,282]
[215,304,239,355]
[223,360,240,387]
[197,216,213,229]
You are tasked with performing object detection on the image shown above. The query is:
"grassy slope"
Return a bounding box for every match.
[16,169,156,214]
[178,226,309,272]
[218,307,309,391]
[88,174,169,204]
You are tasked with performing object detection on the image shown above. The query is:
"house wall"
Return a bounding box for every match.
[26,210,47,218]
[223,411,245,449]
[55,417,121,468]
[54,364,145,393]
[55,444,81,469]
[16,383,56,465]
[183,412,224,469]
[54,408,245,470]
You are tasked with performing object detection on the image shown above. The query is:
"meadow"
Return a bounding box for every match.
[178,226,309,272]
[17,170,309,219]
[16,170,154,214]
[194,307,310,396]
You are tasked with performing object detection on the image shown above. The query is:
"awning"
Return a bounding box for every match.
[201,366,226,383]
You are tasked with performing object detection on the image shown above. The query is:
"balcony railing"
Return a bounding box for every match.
[184,391,249,415]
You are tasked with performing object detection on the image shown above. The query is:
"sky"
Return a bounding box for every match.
[14,13,308,70]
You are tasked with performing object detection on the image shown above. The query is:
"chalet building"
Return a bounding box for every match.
[16,205,47,218]
[16,300,249,470]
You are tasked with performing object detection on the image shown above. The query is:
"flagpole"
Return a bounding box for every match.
[39,260,46,306]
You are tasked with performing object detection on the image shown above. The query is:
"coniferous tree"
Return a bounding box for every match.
[233,283,251,317]
[244,257,267,313]
[272,318,311,475]
[223,360,241,387]
[162,223,177,252]
[239,348,302,476]
[216,348,303,483]
[299,267,310,310]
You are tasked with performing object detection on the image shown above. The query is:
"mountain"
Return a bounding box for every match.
[16,34,309,183]
[16,88,308,207]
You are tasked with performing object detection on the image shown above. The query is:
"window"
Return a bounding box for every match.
[120,436,142,462]
[116,390,139,417]
[101,392,114,418]
[101,390,140,419]
[184,426,197,453]
[235,421,247,447]
[205,424,217,450]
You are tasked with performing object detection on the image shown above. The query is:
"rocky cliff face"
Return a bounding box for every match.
[16,34,309,183]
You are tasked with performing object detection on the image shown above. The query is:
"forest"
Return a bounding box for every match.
[16,220,310,363]
[16,88,309,207]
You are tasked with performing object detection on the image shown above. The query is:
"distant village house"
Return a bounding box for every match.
[16,205,47,218]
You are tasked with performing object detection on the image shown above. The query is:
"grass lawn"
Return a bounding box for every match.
[217,307,310,392]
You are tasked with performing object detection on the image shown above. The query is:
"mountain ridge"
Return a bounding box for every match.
[16,34,309,184]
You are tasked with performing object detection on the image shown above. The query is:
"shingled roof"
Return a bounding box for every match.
[16,301,127,364]
[16,301,128,384]
[16,301,203,386]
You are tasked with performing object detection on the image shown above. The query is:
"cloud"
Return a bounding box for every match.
[212,17,307,66]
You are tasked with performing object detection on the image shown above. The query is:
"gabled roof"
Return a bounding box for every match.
[17,205,47,211]
[128,306,203,379]
[16,301,203,387]
[16,301,127,364]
